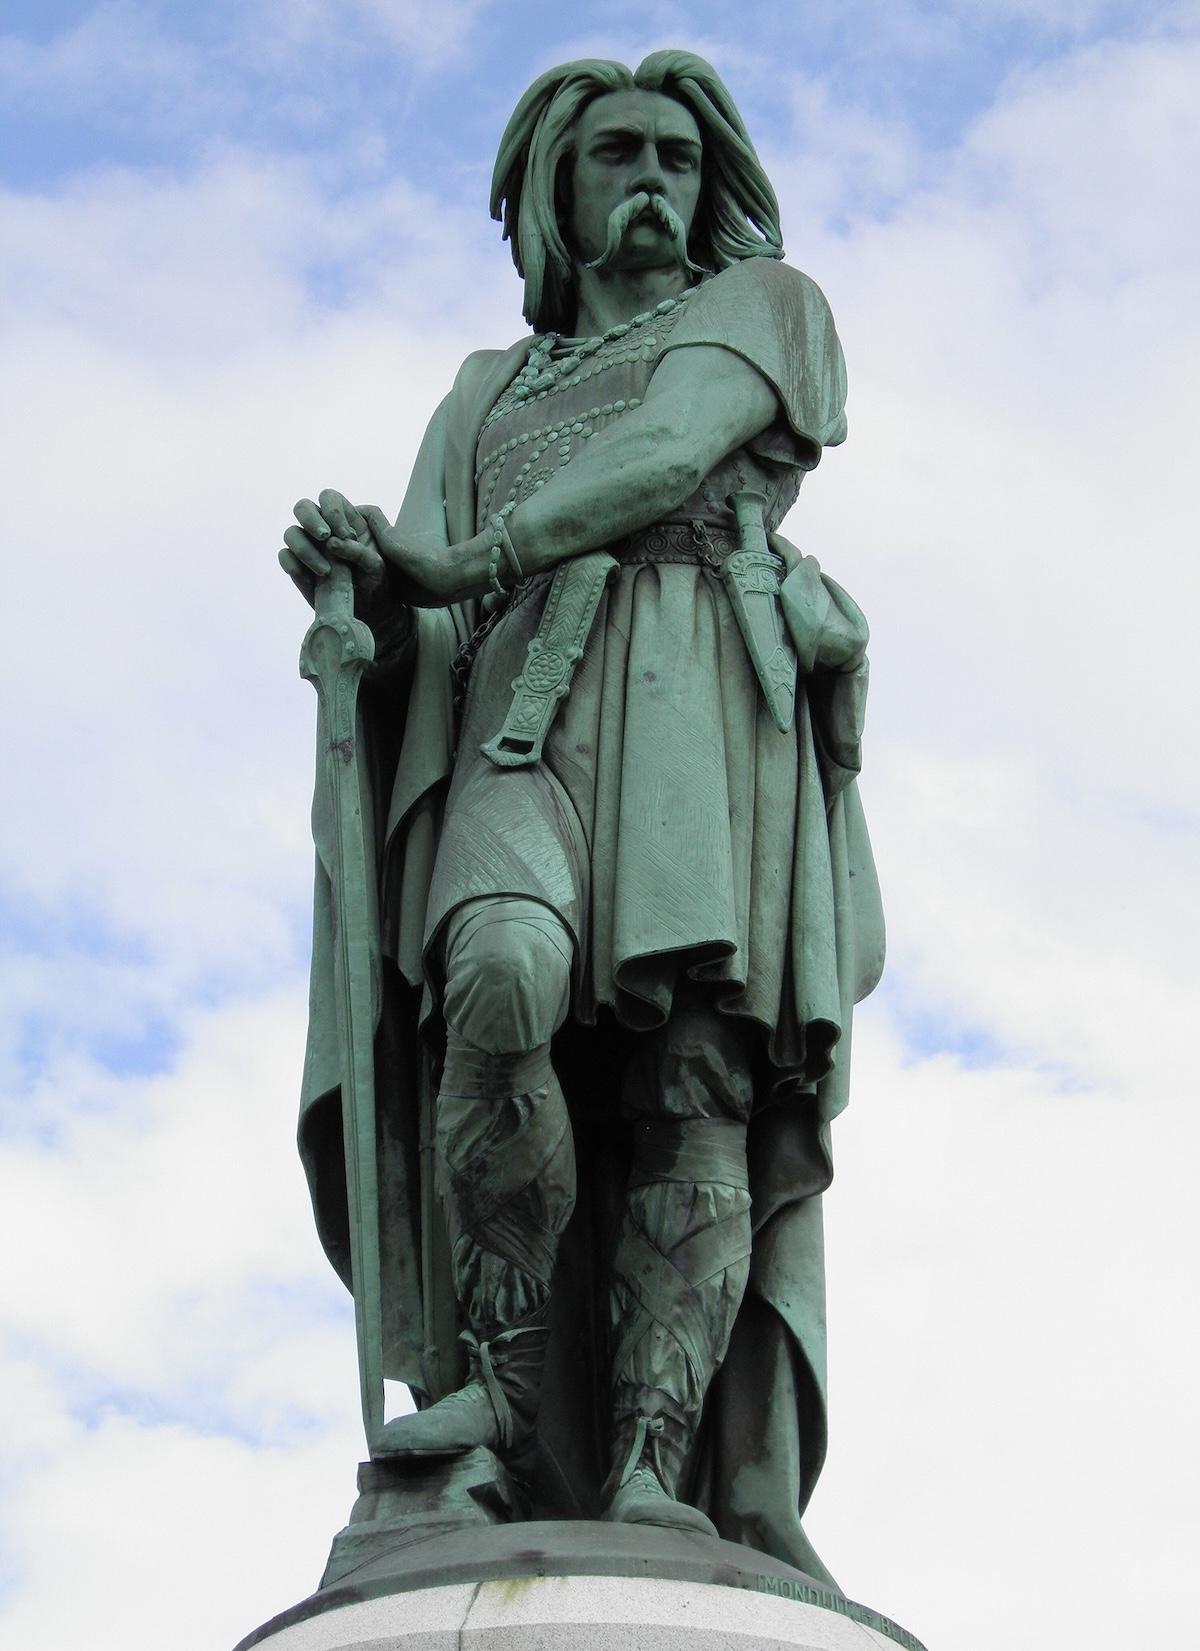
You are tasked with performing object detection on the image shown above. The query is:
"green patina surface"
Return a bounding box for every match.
[279,45,891,1610]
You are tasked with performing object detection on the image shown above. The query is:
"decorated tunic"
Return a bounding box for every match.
[424,257,860,1087]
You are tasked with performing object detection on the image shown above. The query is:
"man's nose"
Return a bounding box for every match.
[629,143,666,195]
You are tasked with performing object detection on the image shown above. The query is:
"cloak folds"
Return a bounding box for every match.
[297,261,885,1585]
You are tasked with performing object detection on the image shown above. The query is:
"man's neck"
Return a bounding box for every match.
[569,262,692,338]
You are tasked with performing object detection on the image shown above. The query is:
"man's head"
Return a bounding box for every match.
[569,89,704,279]
[492,52,783,333]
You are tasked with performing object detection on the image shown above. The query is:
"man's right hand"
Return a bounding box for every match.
[278,489,387,606]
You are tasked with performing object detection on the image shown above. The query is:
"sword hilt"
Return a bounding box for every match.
[313,553,355,623]
[727,488,772,555]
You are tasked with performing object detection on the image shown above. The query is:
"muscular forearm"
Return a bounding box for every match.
[504,347,778,585]
[507,409,706,574]
[417,410,708,603]
[383,345,780,606]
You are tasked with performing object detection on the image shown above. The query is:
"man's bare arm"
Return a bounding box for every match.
[505,343,779,576]
[349,344,780,605]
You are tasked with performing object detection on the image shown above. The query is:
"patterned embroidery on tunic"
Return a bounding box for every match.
[474,286,805,538]
[474,304,686,530]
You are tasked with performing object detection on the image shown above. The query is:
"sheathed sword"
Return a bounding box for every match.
[299,559,385,1451]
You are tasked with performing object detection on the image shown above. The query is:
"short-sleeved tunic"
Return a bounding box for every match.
[424,258,850,1083]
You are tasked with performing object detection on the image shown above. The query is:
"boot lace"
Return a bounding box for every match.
[618,1413,665,1490]
[460,1322,545,1452]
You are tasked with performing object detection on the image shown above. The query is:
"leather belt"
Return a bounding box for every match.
[613,519,740,567]
[469,514,792,762]
[496,521,742,618]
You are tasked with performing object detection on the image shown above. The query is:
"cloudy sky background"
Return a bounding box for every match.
[1,2,1197,1647]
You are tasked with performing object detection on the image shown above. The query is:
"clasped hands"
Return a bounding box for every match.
[279,489,484,609]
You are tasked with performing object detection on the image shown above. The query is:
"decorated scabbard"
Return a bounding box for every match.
[723,489,798,734]
[482,551,617,768]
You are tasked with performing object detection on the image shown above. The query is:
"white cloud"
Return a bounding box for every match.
[0,140,495,1645]
[344,0,491,59]
[767,35,1200,1644]
[0,1410,361,1650]
[0,0,492,118]
[0,149,523,1115]
[810,1017,1200,1647]
[0,4,189,92]
[766,31,1200,1092]
[0,994,367,1649]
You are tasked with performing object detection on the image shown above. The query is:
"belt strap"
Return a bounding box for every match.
[477,506,793,762]
[481,550,616,769]
[441,1040,554,1099]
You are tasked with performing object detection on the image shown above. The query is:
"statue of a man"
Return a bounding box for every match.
[280,51,883,1582]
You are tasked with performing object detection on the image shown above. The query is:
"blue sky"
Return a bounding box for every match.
[0,1,1175,195]
[1,4,1198,1649]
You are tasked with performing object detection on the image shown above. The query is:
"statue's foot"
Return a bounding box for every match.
[373,1380,500,1458]
[604,1465,719,1539]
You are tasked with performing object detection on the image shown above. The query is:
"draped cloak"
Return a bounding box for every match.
[297,258,885,1585]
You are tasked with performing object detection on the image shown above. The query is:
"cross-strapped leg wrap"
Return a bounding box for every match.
[438,1032,576,1329]
[376,898,575,1463]
[610,1118,752,1438]
[608,1006,754,1510]
[437,895,576,1334]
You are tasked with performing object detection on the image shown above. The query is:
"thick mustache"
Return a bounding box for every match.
[583,191,703,274]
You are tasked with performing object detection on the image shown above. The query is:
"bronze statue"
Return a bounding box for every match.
[280,51,883,1586]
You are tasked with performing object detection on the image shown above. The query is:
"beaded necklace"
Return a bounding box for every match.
[479,287,696,446]
[474,288,696,525]
[509,289,693,403]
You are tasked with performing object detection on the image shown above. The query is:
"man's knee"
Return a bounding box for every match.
[442,896,572,1054]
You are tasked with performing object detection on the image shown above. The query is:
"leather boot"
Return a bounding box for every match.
[374,1304,550,1464]
[604,1400,718,1538]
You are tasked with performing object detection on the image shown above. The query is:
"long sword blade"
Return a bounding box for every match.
[300,560,384,1450]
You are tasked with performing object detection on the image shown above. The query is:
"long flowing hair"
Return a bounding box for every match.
[490,51,784,334]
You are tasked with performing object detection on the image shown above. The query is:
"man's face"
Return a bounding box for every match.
[568,89,703,272]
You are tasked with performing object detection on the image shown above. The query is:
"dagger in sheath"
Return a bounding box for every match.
[723,489,798,734]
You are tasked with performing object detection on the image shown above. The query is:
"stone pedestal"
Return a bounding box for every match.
[235,1519,926,1651]
[238,1573,920,1649]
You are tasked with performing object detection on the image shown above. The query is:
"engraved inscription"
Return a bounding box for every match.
[755,1575,928,1651]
